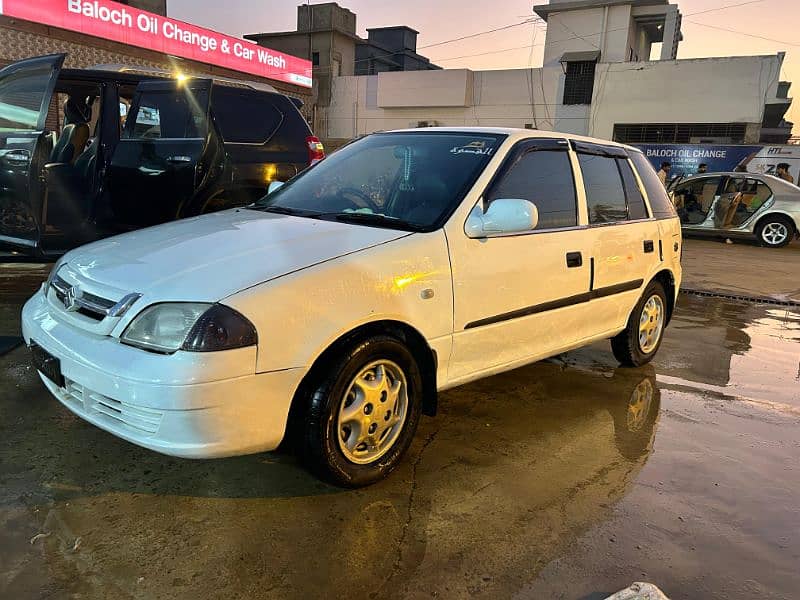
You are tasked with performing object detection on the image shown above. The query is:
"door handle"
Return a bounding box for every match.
[643,240,655,253]
[167,155,192,163]
[566,252,583,268]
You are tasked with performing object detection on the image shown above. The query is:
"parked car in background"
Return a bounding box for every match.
[0,54,322,256]
[670,172,800,247]
[23,127,681,486]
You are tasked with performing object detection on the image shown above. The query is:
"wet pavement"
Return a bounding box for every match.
[1,290,799,599]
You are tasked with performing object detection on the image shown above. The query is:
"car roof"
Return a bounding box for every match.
[384,126,641,152]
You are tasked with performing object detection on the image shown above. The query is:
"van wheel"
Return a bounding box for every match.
[611,281,668,367]
[756,215,795,248]
[301,335,422,487]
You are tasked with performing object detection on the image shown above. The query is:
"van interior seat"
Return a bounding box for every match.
[49,98,91,165]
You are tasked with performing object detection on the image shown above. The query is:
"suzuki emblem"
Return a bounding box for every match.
[63,285,82,312]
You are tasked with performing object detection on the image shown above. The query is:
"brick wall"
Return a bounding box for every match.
[0,17,313,119]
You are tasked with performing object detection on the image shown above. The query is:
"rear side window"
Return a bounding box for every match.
[578,154,628,224]
[629,151,677,219]
[124,89,208,139]
[487,150,577,229]
[617,158,649,220]
[211,87,283,144]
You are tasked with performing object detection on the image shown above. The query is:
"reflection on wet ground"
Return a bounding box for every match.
[0,294,798,599]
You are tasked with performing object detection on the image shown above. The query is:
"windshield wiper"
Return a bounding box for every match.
[329,212,423,231]
[252,205,423,231]
[257,205,316,216]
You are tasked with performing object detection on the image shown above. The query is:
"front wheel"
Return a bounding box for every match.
[756,215,795,248]
[300,335,422,487]
[611,281,668,367]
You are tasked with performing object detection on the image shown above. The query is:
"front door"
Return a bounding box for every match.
[672,176,724,228]
[107,78,214,229]
[447,140,592,383]
[0,54,65,252]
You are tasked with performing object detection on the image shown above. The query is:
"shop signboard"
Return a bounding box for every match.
[0,0,312,88]
[634,144,762,178]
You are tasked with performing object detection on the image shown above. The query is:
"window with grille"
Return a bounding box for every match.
[563,61,596,105]
[613,123,748,144]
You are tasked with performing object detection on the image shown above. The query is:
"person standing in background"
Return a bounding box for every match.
[697,163,708,174]
[775,163,795,184]
[657,162,672,187]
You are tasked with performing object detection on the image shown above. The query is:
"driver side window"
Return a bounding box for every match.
[486,150,578,230]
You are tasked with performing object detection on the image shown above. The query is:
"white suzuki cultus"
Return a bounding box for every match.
[23,128,682,486]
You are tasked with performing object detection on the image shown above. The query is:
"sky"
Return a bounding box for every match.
[167,0,800,130]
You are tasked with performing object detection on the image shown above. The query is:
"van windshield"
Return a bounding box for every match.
[251,132,504,231]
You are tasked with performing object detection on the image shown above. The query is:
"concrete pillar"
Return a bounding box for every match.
[660,6,680,60]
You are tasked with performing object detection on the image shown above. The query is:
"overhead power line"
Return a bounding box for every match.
[418,19,540,50]
[684,20,800,48]
[433,0,777,64]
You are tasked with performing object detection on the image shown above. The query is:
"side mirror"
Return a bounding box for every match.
[465,198,539,238]
[268,181,285,194]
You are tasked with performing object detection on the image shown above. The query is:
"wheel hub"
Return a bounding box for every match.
[762,222,788,246]
[336,360,408,464]
[638,295,665,354]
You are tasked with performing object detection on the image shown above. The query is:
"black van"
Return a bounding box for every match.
[0,54,323,256]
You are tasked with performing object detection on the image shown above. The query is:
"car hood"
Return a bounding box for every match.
[64,209,410,302]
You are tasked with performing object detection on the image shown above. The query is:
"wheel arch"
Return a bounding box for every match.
[648,269,677,325]
[754,211,797,236]
[285,320,439,446]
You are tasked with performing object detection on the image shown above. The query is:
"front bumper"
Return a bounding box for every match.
[22,290,306,458]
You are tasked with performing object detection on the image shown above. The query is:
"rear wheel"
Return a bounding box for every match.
[611,281,668,367]
[756,215,795,248]
[300,335,422,487]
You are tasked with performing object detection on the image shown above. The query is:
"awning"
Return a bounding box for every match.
[559,50,601,63]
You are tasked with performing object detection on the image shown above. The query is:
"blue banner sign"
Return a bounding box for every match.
[634,144,762,178]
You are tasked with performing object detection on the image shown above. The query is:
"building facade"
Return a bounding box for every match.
[246,2,439,134]
[325,0,792,144]
[0,0,312,112]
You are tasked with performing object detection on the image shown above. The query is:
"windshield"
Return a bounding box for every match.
[252,132,504,231]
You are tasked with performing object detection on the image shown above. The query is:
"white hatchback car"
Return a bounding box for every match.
[23,128,682,486]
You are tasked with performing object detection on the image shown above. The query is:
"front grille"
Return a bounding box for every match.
[51,275,116,321]
[62,378,163,435]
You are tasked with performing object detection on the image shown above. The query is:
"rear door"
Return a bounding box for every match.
[209,87,311,207]
[573,142,663,334]
[0,54,65,252]
[107,78,213,228]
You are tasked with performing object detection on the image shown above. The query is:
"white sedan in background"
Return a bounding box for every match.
[23,128,682,486]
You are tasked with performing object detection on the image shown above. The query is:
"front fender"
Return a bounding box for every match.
[222,231,454,375]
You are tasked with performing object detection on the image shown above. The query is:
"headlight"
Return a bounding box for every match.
[121,303,257,353]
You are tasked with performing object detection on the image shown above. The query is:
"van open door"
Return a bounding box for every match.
[107,78,216,228]
[0,54,65,252]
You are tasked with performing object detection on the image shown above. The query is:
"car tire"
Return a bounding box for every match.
[756,215,795,248]
[611,281,668,367]
[300,335,423,487]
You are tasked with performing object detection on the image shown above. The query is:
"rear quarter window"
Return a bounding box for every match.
[629,151,677,219]
[211,87,283,144]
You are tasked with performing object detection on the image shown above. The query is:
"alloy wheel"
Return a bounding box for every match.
[336,360,409,464]
[761,222,789,246]
[638,295,665,354]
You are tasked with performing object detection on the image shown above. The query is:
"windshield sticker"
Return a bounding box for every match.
[450,140,495,156]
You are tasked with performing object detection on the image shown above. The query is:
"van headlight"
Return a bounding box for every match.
[121,303,258,353]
